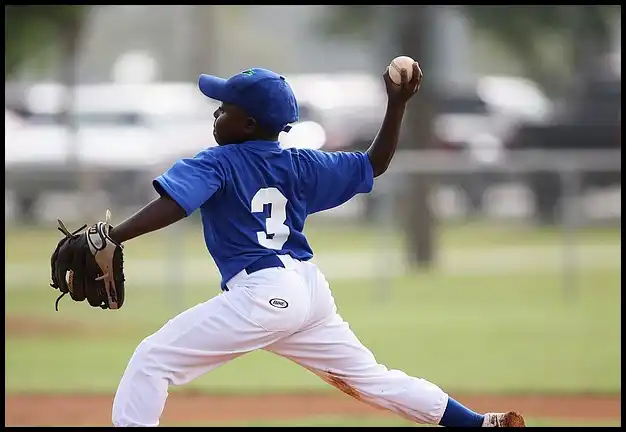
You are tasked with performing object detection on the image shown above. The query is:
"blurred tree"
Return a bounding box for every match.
[464,6,618,94]
[6,5,93,222]
[5,6,51,78]
[5,5,91,79]
[5,5,90,157]
[319,5,619,93]
[396,6,437,269]
[320,6,440,269]
[318,5,618,269]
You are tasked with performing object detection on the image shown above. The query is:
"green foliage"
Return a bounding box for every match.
[464,6,618,92]
[318,6,619,90]
[318,5,378,39]
[5,5,90,78]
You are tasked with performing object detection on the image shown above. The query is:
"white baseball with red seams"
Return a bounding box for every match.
[388,56,416,85]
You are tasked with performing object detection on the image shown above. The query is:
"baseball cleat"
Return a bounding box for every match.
[482,412,526,427]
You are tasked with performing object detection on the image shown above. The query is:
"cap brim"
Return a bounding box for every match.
[198,74,228,101]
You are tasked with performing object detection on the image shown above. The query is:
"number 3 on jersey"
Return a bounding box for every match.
[251,187,290,250]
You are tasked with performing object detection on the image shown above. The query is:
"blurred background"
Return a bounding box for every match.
[5,5,621,427]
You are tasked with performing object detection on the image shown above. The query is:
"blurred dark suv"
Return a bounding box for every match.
[431,90,505,214]
[507,78,621,224]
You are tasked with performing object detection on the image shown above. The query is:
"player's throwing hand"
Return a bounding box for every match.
[384,61,423,105]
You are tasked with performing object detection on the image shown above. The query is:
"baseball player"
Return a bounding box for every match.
[64,64,523,427]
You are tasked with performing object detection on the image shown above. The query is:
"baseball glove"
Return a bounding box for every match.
[50,212,125,311]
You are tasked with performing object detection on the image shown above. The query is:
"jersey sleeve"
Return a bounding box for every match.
[152,148,226,216]
[299,149,374,214]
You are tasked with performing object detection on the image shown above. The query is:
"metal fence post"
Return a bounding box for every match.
[373,173,399,304]
[559,164,582,303]
[166,218,185,312]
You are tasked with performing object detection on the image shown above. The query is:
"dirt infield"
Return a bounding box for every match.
[5,392,621,426]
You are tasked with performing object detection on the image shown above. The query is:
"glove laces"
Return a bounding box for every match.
[55,292,67,311]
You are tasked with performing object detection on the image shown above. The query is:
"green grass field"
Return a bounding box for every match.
[5,221,621,426]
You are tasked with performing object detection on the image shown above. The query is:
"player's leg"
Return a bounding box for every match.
[266,310,455,425]
[112,268,310,427]
[267,313,526,427]
[265,263,523,427]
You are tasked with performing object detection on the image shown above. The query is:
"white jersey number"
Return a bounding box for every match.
[251,187,290,250]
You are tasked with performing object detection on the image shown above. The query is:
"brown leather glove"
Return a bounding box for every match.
[50,215,125,311]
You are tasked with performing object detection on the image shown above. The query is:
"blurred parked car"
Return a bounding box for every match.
[5,108,26,132]
[286,73,386,152]
[431,76,553,214]
[507,77,621,224]
[5,81,216,222]
[286,73,553,217]
[5,81,330,222]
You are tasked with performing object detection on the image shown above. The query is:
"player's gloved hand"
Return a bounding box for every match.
[49,211,125,311]
[383,61,423,106]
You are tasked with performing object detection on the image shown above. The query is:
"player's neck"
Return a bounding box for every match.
[249,132,280,142]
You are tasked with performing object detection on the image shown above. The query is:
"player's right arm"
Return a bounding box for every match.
[299,62,422,215]
[109,148,226,244]
[366,61,423,177]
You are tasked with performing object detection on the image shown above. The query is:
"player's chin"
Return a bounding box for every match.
[213,129,225,146]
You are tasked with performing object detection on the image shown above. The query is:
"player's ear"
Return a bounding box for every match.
[243,117,258,134]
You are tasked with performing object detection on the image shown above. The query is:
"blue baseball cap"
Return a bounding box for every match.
[198,68,299,133]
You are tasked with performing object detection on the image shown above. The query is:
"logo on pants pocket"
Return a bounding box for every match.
[269,298,288,309]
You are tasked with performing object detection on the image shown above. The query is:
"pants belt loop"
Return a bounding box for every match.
[277,254,296,269]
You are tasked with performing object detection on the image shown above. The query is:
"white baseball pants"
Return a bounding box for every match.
[111,256,448,427]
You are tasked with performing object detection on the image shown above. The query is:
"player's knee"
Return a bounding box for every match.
[130,339,164,375]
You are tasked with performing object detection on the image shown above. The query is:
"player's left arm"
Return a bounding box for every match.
[108,195,185,244]
[109,149,226,244]
[366,62,423,177]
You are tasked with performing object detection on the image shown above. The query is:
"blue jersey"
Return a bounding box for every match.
[153,140,374,286]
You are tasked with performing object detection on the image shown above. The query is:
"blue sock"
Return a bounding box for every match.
[439,397,484,428]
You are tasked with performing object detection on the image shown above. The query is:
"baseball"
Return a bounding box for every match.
[388,56,415,85]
